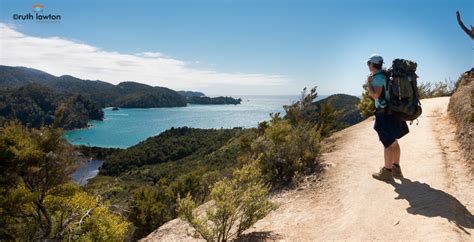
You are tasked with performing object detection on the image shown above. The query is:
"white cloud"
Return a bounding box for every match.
[0,23,289,92]
[136,52,165,58]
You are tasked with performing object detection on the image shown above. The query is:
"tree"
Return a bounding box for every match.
[177,158,275,242]
[284,87,318,125]
[284,86,342,136]
[357,84,375,117]
[0,122,129,240]
[456,11,474,39]
[43,186,130,241]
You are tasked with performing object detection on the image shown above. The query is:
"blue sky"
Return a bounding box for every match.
[0,0,472,95]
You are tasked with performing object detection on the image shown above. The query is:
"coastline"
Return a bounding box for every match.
[64,95,300,148]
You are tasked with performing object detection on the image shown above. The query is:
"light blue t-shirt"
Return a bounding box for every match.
[371,70,389,109]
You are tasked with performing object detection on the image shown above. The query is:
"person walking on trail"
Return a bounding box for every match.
[366,54,409,181]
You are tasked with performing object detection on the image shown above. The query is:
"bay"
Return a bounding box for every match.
[65,95,325,148]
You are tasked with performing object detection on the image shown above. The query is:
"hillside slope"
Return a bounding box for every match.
[448,68,473,166]
[143,97,473,241]
[0,65,187,108]
[313,93,364,126]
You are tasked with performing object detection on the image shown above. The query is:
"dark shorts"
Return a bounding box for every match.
[373,110,409,148]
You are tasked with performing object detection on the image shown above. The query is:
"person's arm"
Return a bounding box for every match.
[368,84,383,99]
[367,75,383,100]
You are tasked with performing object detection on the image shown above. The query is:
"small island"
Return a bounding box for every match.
[187,96,242,105]
[178,90,241,105]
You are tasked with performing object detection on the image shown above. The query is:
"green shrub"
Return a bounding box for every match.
[252,116,321,185]
[177,158,275,242]
[357,83,375,118]
[129,184,175,239]
[315,102,343,137]
[250,87,325,186]
[418,79,457,98]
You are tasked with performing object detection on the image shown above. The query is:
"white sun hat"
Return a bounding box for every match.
[367,54,384,65]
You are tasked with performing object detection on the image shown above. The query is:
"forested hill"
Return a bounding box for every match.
[284,93,364,130]
[99,127,243,176]
[0,84,104,130]
[313,94,364,126]
[0,65,187,108]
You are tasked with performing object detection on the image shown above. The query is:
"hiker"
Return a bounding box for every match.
[366,54,409,181]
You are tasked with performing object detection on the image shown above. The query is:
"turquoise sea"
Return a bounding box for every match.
[65,95,326,148]
[68,95,329,184]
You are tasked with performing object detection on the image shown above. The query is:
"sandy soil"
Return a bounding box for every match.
[143,97,474,241]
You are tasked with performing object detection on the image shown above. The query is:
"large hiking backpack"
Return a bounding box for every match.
[380,59,423,122]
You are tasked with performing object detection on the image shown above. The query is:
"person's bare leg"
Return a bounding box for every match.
[384,145,393,169]
[392,140,400,165]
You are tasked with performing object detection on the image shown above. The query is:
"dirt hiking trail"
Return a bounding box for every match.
[144,97,474,241]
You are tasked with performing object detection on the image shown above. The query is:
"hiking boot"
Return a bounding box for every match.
[392,165,403,179]
[372,167,394,181]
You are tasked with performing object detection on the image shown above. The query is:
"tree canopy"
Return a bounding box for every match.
[0,122,129,240]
